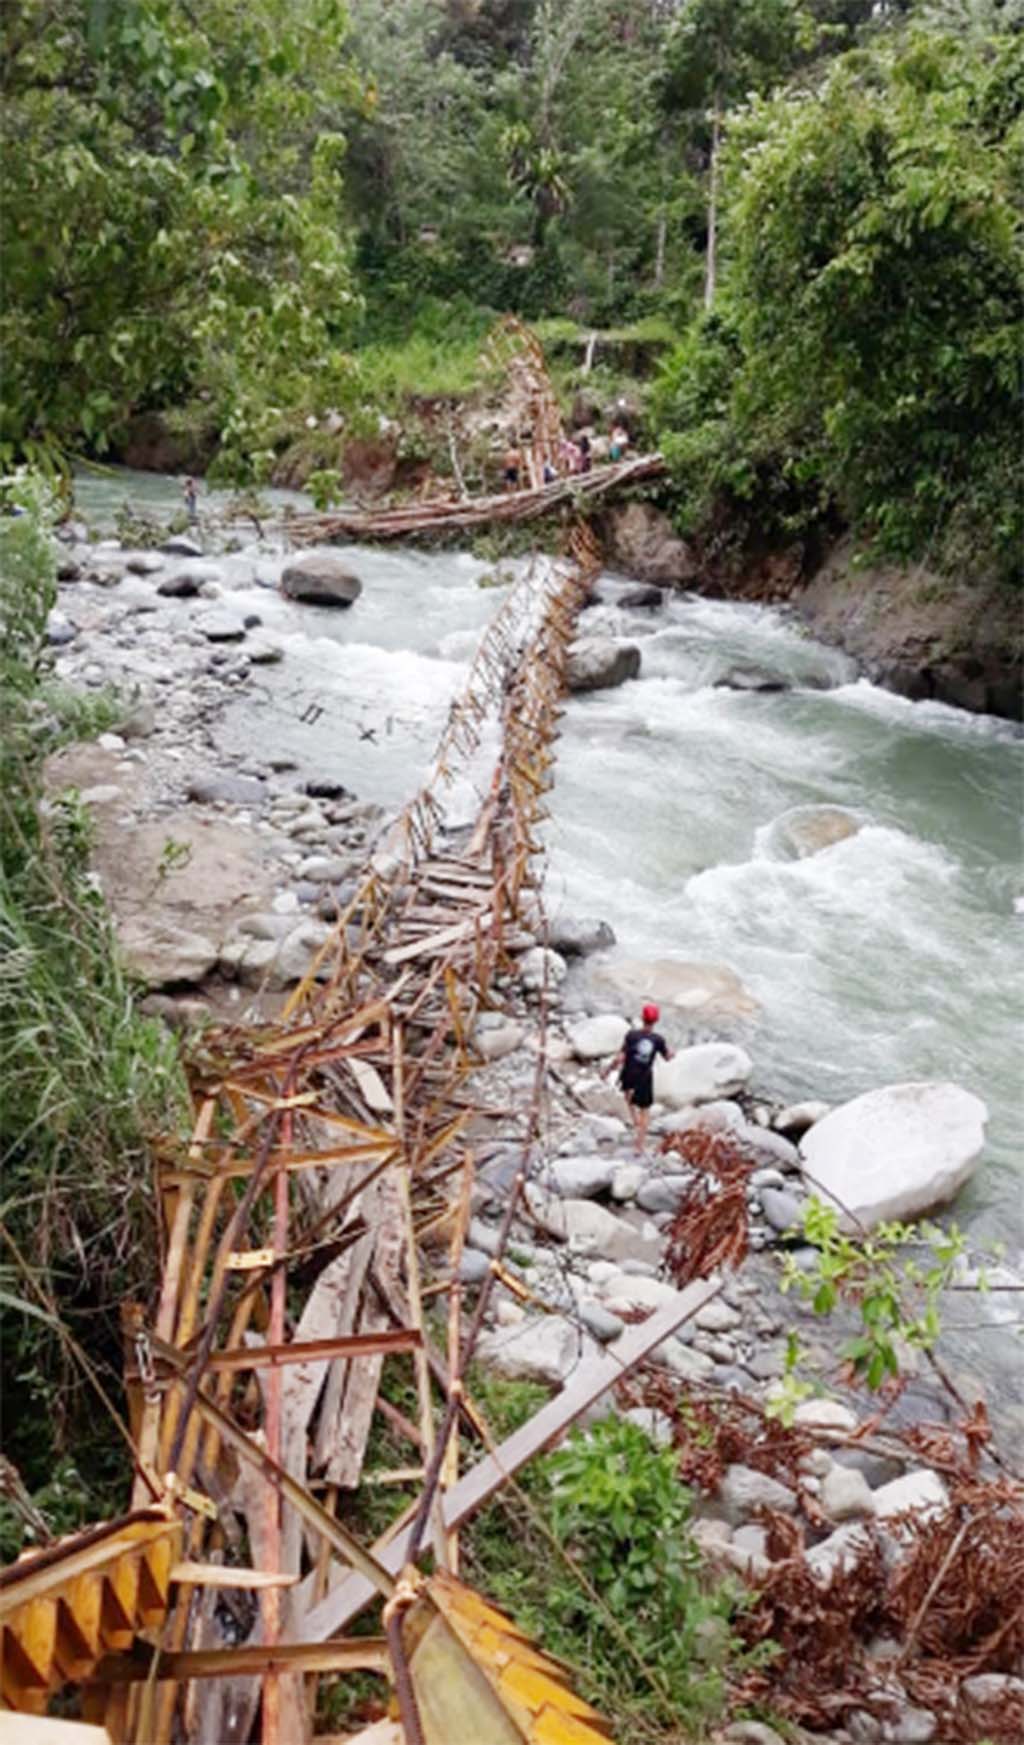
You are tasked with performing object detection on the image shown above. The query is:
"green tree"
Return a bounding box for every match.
[656,25,1024,579]
[1,1,363,474]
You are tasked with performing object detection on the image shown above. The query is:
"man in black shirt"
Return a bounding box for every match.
[611,1003,672,1155]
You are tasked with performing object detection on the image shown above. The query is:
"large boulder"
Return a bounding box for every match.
[654,1043,753,1109]
[764,804,863,860]
[592,956,757,1021]
[799,1081,987,1230]
[476,1314,597,1387]
[120,919,218,988]
[281,550,363,607]
[604,501,697,585]
[567,638,641,692]
[567,1013,628,1060]
[548,914,616,956]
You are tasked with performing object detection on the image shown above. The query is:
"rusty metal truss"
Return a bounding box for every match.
[0,330,662,1745]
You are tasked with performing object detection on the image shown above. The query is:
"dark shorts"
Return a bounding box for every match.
[503,467,519,487]
[620,1069,654,1109]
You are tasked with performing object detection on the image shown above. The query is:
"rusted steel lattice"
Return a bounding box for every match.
[0,331,653,1745]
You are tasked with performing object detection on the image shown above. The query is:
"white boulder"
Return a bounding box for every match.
[799,1081,988,1230]
[517,946,568,992]
[476,1314,596,1387]
[568,1013,628,1060]
[872,1469,949,1522]
[654,1043,752,1109]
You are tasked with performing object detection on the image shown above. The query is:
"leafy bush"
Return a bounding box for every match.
[0,474,186,1537]
[656,27,1024,581]
[466,1412,760,1737]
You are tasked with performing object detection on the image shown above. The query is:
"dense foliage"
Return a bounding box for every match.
[0,477,185,1545]
[655,22,1024,579]
[1,0,362,474]
[2,0,1020,572]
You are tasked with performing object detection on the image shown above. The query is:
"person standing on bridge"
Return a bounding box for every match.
[609,1004,672,1155]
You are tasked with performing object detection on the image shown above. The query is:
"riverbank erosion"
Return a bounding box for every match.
[600,503,1022,721]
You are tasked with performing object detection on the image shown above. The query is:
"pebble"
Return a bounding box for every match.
[695,1297,742,1334]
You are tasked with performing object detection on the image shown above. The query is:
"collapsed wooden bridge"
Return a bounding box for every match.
[0,324,711,1745]
[287,316,666,547]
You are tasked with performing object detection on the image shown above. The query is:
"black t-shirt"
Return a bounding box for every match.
[620,1027,668,1084]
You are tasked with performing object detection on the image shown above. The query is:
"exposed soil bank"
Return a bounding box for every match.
[603,504,1023,722]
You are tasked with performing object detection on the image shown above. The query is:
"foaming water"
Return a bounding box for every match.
[547,582,1023,1271]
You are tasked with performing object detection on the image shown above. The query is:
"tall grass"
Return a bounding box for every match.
[0,474,186,1545]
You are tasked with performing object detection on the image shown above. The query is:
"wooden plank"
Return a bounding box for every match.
[200,1330,421,1373]
[89,1638,390,1683]
[298,1276,719,1641]
[382,914,492,968]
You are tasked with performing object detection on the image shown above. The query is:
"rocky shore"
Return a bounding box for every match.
[43,515,1023,1745]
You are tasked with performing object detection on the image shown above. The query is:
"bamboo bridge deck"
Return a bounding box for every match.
[0,320,708,1745]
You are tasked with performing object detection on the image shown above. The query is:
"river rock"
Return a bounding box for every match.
[604,501,697,585]
[517,945,567,991]
[120,697,156,739]
[821,1464,875,1522]
[759,1187,806,1235]
[773,1099,831,1137]
[157,566,211,597]
[548,914,616,956]
[653,1100,745,1138]
[567,1014,627,1059]
[476,1314,596,1387]
[473,1020,524,1061]
[248,638,284,664]
[619,585,665,609]
[458,1249,490,1285]
[543,1156,618,1199]
[567,638,641,692]
[611,1163,646,1201]
[162,534,203,557]
[652,1338,715,1383]
[807,1522,874,1584]
[120,919,218,988]
[125,551,165,576]
[718,1464,797,1524]
[635,1174,693,1214]
[799,1081,988,1229]
[654,1042,752,1108]
[602,1274,682,1315]
[872,1469,949,1522]
[577,1301,625,1343]
[765,803,863,859]
[736,1124,802,1172]
[593,956,757,1021]
[188,773,266,806]
[281,550,363,606]
[621,1406,675,1448]
[695,1297,742,1333]
[196,609,246,642]
[792,1398,857,1434]
[715,665,791,693]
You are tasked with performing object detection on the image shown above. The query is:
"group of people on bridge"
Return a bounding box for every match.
[501,420,631,492]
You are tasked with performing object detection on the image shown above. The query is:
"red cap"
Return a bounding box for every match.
[642,1003,659,1024]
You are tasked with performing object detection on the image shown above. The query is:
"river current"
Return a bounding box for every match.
[75,468,1023,1404]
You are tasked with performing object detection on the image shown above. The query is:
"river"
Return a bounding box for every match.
[74,467,1023,1406]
